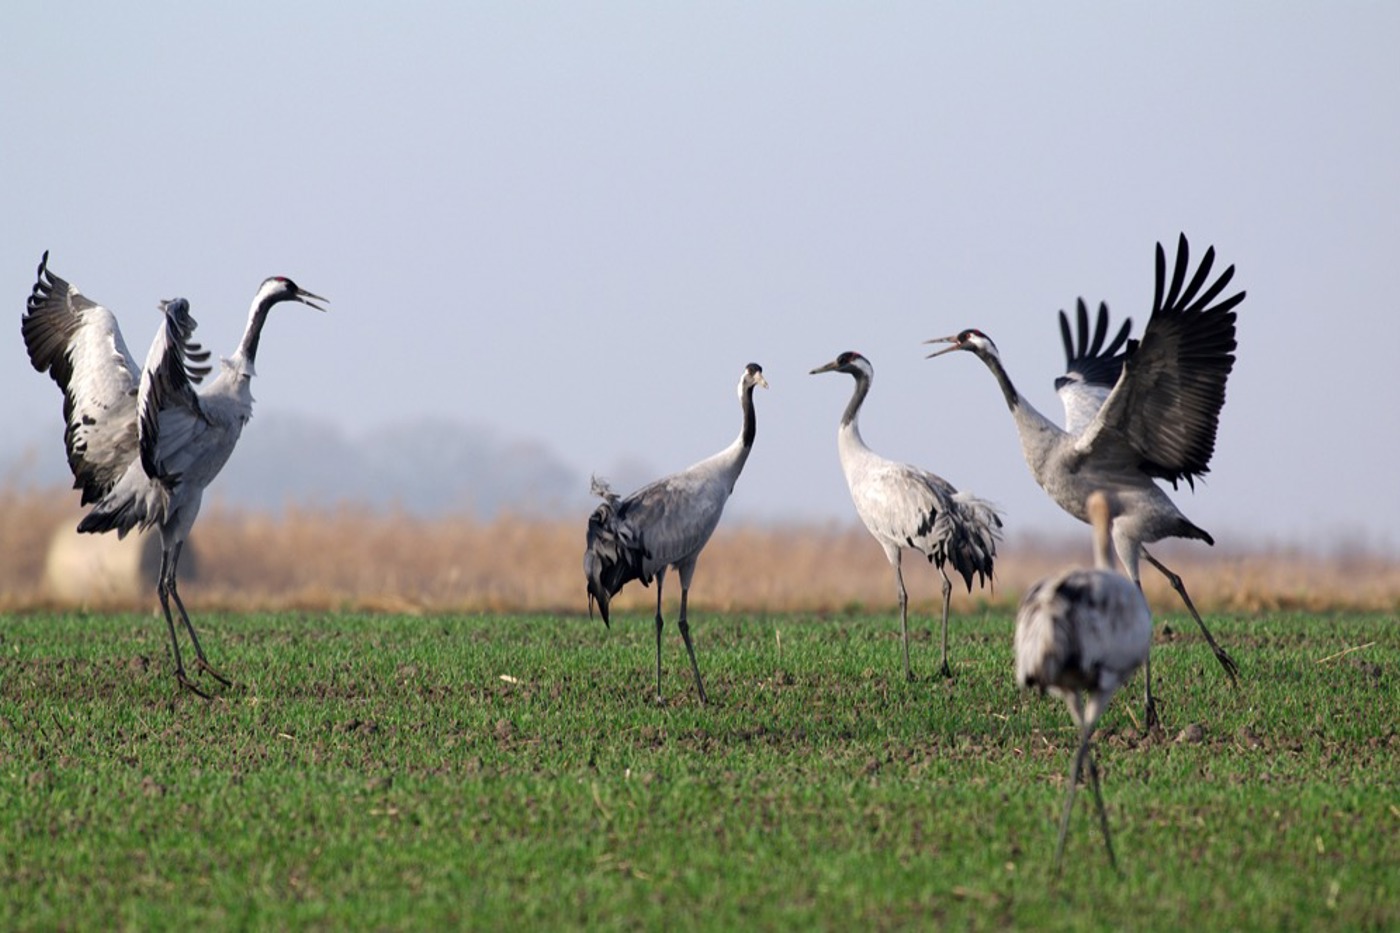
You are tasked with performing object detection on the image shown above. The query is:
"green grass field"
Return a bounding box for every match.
[0,611,1394,930]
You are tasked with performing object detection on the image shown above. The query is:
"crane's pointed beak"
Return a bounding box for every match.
[923,336,962,359]
[755,373,770,389]
[295,288,329,312]
[809,360,840,375]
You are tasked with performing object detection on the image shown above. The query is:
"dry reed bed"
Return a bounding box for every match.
[2,489,1397,615]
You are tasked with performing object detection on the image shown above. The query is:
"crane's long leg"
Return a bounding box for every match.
[937,566,954,679]
[653,578,666,704]
[156,547,210,699]
[1141,655,1158,732]
[1053,727,1094,878]
[166,542,232,688]
[1085,746,1121,877]
[892,554,914,682]
[1127,574,1160,732]
[1142,549,1239,685]
[676,586,708,705]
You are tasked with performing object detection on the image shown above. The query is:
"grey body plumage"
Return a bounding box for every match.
[584,363,768,704]
[811,351,1001,681]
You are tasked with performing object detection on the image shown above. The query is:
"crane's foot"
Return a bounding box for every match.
[938,661,953,680]
[1144,696,1161,733]
[1212,645,1240,686]
[194,656,234,688]
[176,670,214,700]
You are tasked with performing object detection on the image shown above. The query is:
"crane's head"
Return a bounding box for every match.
[809,350,873,381]
[258,276,329,312]
[924,329,998,361]
[740,362,769,395]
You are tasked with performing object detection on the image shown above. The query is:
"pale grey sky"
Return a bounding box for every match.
[3,3,1397,550]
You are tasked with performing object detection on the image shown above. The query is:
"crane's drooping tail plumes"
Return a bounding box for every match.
[584,477,648,627]
[937,491,1002,591]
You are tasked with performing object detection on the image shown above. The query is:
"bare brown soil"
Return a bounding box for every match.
[2,487,1396,614]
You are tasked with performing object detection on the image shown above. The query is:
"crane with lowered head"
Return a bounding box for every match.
[1015,489,1153,878]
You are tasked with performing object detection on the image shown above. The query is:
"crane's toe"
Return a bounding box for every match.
[1144,696,1162,733]
[1214,646,1240,685]
[176,670,214,700]
[194,656,235,688]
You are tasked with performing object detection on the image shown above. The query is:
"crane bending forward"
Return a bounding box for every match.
[584,363,768,704]
[927,234,1242,727]
[1015,490,1152,877]
[23,252,327,697]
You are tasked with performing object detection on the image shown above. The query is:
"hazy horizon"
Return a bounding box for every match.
[4,4,1397,553]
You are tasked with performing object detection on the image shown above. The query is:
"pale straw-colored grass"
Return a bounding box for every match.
[2,488,1396,615]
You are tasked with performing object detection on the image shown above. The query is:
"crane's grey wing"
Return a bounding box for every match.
[852,461,952,548]
[137,298,213,484]
[21,252,143,504]
[1055,299,1132,436]
[854,461,998,587]
[618,473,727,570]
[1074,235,1243,488]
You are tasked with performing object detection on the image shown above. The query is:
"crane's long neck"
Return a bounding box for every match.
[971,348,1065,480]
[229,292,279,377]
[976,349,1022,413]
[726,379,760,477]
[836,369,874,464]
[704,378,761,491]
[840,369,870,433]
[740,379,758,451]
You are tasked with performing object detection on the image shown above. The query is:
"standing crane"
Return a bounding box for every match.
[22,252,327,697]
[584,362,768,705]
[1015,490,1152,877]
[810,352,1001,681]
[925,234,1242,727]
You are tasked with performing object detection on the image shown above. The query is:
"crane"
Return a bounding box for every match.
[22,252,327,697]
[810,351,1001,681]
[584,362,768,704]
[925,234,1242,727]
[1015,490,1152,877]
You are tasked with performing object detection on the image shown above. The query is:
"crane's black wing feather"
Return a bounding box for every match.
[1079,234,1243,488]
[137,299,212,484]
[1055,299,1133,435]
[20,251,142,504]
